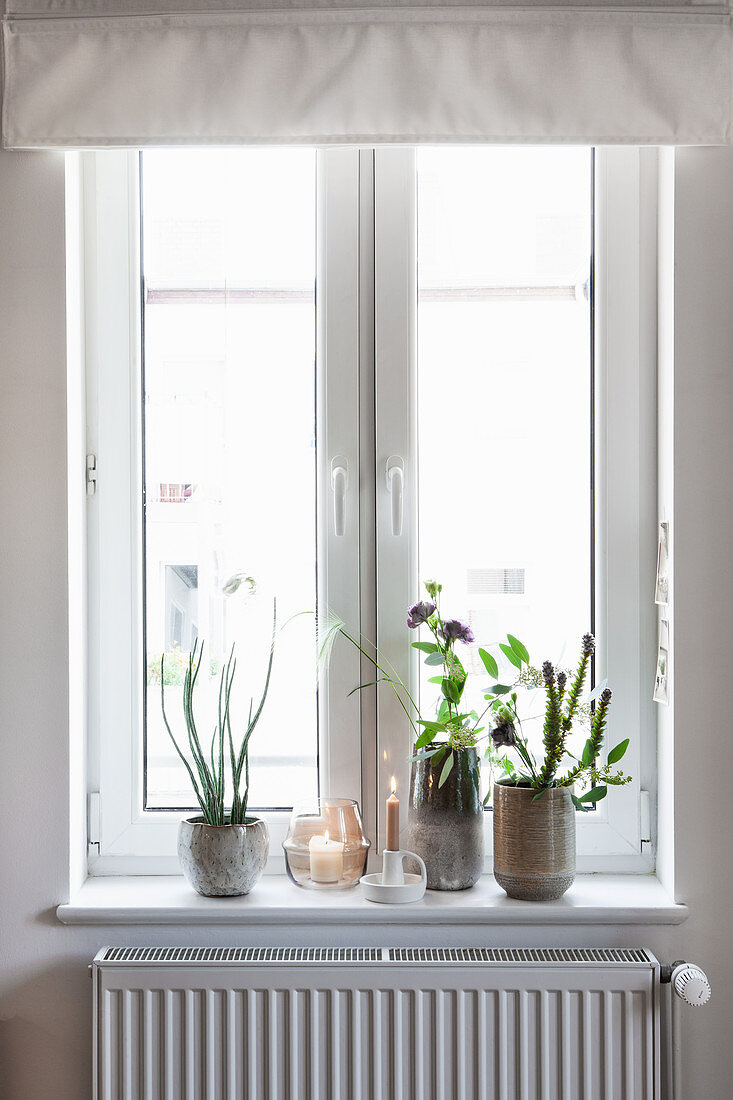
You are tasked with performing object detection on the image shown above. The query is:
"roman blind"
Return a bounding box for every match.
[2,1,731,147]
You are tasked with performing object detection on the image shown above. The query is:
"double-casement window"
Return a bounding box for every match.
[77,145,655,876]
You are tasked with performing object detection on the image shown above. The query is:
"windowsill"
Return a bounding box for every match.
[57,873,687,926]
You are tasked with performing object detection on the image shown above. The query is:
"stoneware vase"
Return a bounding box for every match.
[178,816,269,897]
[493,782,575,901]
[407,745,484,890]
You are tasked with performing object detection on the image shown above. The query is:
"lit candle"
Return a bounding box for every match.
[386,776,400,851]
[308,830,344,883]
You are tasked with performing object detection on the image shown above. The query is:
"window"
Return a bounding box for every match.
[141,149,319,814]
[79,146,654,874]
[415,147,592,772]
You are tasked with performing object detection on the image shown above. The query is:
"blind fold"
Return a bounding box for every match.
[2,8,731,147]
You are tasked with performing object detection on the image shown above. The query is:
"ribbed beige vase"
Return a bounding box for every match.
[493,782,575,901]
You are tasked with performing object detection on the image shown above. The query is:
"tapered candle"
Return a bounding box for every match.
[386,776,400,851]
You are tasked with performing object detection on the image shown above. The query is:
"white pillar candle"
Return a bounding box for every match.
[308,830,344,883]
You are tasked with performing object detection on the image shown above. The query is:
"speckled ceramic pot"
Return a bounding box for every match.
[493,782,575,901]
[178,816,269,897]
[407,746,484,890]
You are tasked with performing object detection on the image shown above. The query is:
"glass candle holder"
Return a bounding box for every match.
[283,798,370,890]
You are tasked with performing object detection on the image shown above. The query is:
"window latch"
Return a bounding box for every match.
[86,453,98,496]
[330,456,348,537]
[386,456,404,537]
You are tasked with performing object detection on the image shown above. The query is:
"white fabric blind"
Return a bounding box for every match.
[2,4,732,147]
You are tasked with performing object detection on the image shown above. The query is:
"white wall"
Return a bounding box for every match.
[668,146,733,1095]
[1,144,732,1097]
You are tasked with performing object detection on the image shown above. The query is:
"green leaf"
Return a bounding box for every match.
[442,678,460,704]
[416,719,448,731]
[346,678,389,697]
[581,738,594,766]
[532,789,547,802]
[578,785,608,803]
[607,738,630,765]
[437,700,450,722]
[425,652,445,666]
[431,744,448,768]
[499,643,523,670]
[483,790,492,806]
[478,648,499,680]
[445,650,466,679]
[408,747,441,762]
[438,752,455,788]
[414,728,436,751]
[412,641,439,654]
[427,675,443,684]
[571,794,589,813]
[486,683,513,697]
[507,634,530,664]
[588,678,609,703]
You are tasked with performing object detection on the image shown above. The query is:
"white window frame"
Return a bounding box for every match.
[372,146,656,872]
[78,145,656,876]
[80,149,364,874]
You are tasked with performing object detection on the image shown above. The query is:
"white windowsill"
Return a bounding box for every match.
[57,874,686,926]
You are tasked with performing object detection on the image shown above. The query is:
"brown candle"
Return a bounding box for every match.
[386,776,400,851]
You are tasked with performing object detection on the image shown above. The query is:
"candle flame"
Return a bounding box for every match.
[390,775,397,795]
[325,830,330,843]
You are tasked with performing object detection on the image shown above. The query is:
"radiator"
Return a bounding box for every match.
[93,945,661,1100]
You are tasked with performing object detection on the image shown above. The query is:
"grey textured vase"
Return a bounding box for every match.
[493,782,575,901]
[407,746,483,890]
[178,816,269,897]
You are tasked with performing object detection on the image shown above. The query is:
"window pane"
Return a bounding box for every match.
[141,149,318,811]
[416,147,592,766]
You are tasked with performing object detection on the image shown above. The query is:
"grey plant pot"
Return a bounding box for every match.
[493,782,575,901]
[178,816,269,897]
[407,746,484,891]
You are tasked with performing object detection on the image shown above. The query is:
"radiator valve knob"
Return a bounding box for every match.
[671,963,711,1007]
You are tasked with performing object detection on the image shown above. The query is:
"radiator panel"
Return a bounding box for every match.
[94,951,660,1100]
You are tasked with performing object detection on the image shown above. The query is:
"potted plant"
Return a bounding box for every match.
[488,632,631,900]
[161,601,276,897]
[326,580,513,890]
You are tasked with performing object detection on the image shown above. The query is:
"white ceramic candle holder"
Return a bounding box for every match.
[360,848,427,904]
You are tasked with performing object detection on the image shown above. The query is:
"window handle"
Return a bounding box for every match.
[386,456,404,537]
[331,456,348,537]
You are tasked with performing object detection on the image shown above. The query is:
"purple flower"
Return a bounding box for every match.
[406,601,436,629]
[491,720,516,748]
[440,619,475,645]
